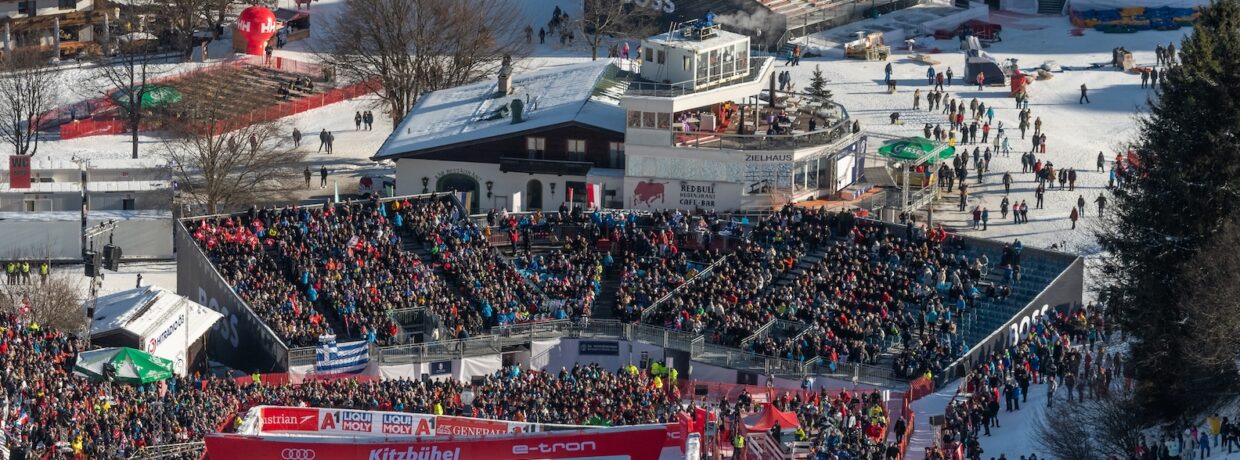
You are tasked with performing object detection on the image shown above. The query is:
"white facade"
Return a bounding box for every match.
[0,0,92,19]
[90,286,224,376]
[395,158,626,212]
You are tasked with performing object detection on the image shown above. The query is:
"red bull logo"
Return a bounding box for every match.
[631,180,666,207]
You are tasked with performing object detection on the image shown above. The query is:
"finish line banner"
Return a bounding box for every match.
[205,424,668,460]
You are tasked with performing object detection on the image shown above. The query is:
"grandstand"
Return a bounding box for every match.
[177,194,1083,389]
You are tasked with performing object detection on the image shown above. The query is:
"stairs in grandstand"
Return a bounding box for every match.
[955,248,1073,347]
[759,0,812,16]
[746,433,792,460]
[592,266,622,320]
[772,247,826,290]
[1038,0,1066,14]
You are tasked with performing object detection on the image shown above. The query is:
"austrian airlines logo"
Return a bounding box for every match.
[265,414,316,425]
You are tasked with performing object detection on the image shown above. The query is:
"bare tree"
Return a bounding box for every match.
[1035,390,1146,459]
[161,78,306,214]
[0,272,87,334]
[0,49,59,157]
[1179,214,1240,374]
[316,0,526,127]
[580,0,658,60]
[93,18,168,159]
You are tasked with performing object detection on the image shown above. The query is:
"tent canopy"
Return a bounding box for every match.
[74,347,174,384]
[743,403,801,432]
[877,137,956,164]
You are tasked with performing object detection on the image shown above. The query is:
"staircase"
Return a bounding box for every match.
[592,266,622,320]
[1038,0,1066,15]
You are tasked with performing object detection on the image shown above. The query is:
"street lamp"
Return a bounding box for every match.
[421,176,430,194]
[485,180,494,198]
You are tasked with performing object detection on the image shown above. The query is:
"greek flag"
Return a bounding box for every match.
[315,335,369,374]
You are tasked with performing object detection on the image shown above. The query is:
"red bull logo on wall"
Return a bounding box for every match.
[631,181,666,207]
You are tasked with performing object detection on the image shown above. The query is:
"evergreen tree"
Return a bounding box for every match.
[807,64,833,103]
[1097,0,1240,420]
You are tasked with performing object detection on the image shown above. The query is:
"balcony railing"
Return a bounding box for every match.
[624,57,774,98]
[499,157,594,176]
[674,121,852,151]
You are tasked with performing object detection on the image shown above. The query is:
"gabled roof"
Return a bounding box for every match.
[89,286,223,342]
[373,61,628,160]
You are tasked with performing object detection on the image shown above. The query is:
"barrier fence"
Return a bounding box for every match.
[56,57,375,140]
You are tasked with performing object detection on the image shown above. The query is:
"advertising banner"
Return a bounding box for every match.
[435,416,538,436]
[257,406,435,437]
[8,155,30,189]
[577,340,620,356]
[429,360,452,376]
[205,425,668,460]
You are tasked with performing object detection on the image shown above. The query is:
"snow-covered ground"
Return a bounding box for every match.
[792,11,1184,253]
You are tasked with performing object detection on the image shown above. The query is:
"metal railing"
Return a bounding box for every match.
[128,441,205,459]
[640,253,731,321]
[739,319,778,349]
[388,307,425,325]
[675,120,852,151]
[624,58,773,98]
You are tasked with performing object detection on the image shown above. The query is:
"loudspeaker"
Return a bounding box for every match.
[84,251,102,278]
[103,245,122,271]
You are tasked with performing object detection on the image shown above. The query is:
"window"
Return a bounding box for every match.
[526,136,545,158]
[59,0,76,10]
[17,1,34,15]
[683,56,691,71]
[627,111,641,128]
[608,142,624,169]
[656,50,665,65]
[567,139,586,162]
[644,48,653,62]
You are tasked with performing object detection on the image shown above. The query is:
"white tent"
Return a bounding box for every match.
[88,286,223,376]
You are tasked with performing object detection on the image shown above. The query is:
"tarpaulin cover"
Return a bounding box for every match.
[743,402,801,432]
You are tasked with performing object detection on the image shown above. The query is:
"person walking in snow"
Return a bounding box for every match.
[320,165,328,188]
[1035,184,1045,209]
[935,72,945,91]
[318,129,328,152]
[1001,196,1010,220]
[1094,194,1107,216]
[914,89,921,110]
[884,62,893,84]
[976,72,985,90]
[946,67,954,85]
[981,207,990,230]
[927,66,936,85]
[292,127,301,147]
[1068,168,1077,190]
[1002,135,1011,157]
[364,111,374,130]
[1002,172,1013,195]
[1079,83,1090,104]
[304,166,311,189]
[1097,151,1106,172]
[1069,206,1080,229]
[1039,132,1048,153]
[1077,194,1087,217]
[354,111,363,130]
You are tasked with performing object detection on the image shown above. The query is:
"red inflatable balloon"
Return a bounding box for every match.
[236,6,277,56]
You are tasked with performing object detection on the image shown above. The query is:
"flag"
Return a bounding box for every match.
[586,183,603,209]
[315,334,369,374]
[567,187,574,206]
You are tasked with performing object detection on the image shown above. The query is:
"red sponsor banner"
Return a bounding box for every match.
[205,425,668,460]
[259,407,319,432]
[9,155,30,189]
[435,417,536,436]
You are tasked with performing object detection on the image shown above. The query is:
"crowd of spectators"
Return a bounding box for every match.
[193,197,467,347]
[927,304,1111,460]
[715,386,901,459]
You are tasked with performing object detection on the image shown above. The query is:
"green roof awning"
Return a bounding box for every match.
[74,347,174,385]
[877,137,956,164]
[111,84,183,110]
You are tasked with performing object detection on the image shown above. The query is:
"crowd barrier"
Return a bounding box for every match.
[54,57,375,140]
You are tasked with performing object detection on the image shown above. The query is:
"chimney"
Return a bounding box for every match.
[496,54,513,98]
[510,98,525,124]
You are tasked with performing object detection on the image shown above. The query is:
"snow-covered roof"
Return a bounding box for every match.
[87,180,171,193]
[373,61,627,159]
[85,158,171,170]
[89,286,223,342]
[0,158,78,171]
[0,182,80,193]
[87,209,173,220]
[643,28,749,52]
[0,211,80,222]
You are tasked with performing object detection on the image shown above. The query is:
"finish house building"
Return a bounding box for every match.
[375,23,866,213]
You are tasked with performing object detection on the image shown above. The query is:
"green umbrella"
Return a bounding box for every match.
[877,137,956,164]
[111,84,183,110]
[74,347,175,384]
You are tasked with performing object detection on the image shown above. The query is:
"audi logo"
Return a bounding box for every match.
[281,448,316,460]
